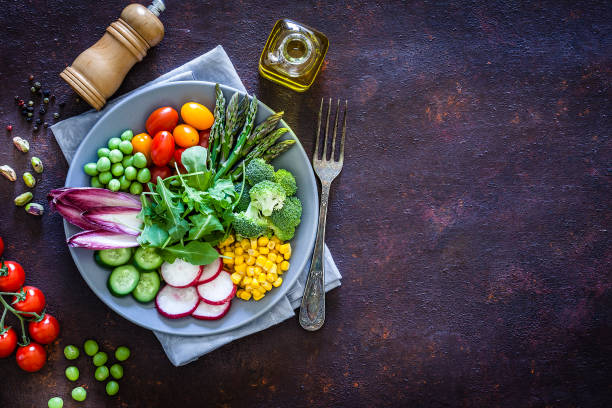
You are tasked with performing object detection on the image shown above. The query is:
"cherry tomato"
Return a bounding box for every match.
[151,131,176,166]
[198,129,210,149]
[0,327,17,358]
[132,133,153,162]
[0,236,4,257]
[28,314,60,345]
[173,124,199,148]
[173,148,186,166]
[0,261,26,292]
[13,286,45,315]
[149,166,172,184]
[16,343,46,372]
[146,106,179,136]
[180,102,214,130]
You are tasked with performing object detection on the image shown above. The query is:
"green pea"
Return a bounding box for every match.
[71,386,87,402]
[124,166,137,181]
[84,162,99,176]
[114,346,131,361]
[120,129,134,141]
[108,179,121,192]
[129,182,143,195]
[132,152,147,168]
[91,176,103,188]
[63,345,80,360]
[122,155,134,167]
[136,168,151,183]
[96,157,111,172]
[98,171,112,185]
[109,149,124,163]
[110,363,124,379]
[108,137,121,150]
[84,339,99,356]
[106,381,119,396]
[95,365,110,381]
[65,366,79,381]
[111,163,124,177]
[93,351,108,366]
[119,140,133,155]
[97,147,110,158]
[48,397,63,408]
[119,175,131,191]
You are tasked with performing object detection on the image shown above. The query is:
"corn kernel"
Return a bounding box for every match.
[247,248,258,256]
[250,239,258,250]
[263,260,274,272]
[242,276,252,286]
[267,241,276,250]
[235,264,247,274]
[245,284,255,292]
[222,257,234,265]
[246,256,256,265]
[239,291,252,300]
[261,281,272,291]
[247,266,256,277]
[267,253,277,263]
[230,272,242,285]
[258,236,269,246]
[280,261,290,271]
[272,277,283,287]
[268,264,278,275]
[240,239,250,250]
[283,251,291,260]
[251,279,261,289]
[271,236,281,244]
[278,243,289,254]
[256,256,267,267]
[254,266,262,274]
[259,247,269,255]
[252,289,264,301]
[276,256,284,265]
[257,273,267,283]
[266,272,278,282]
[235,255,244,265]
[235,247,244,256]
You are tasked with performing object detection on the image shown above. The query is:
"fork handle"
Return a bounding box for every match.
[299,181,330,331]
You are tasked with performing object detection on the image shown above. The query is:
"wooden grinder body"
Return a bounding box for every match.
[60,4,164,110]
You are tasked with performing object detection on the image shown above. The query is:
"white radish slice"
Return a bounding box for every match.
[155,285,199,319]
[161,259,202,288]
[191,300,231,320]
[197,271,237,305]
[197,258,222,284]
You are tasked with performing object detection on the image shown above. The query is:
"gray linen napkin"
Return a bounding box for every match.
[51,45,342,366]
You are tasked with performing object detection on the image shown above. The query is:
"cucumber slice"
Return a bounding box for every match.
[132,271,161,303]
[108,265,140,297]
[97,248,132,268]
[133,247,163,270]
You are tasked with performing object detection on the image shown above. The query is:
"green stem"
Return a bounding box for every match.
[0,294,41,319]
[0,295,30,345]
[0,308,7,329]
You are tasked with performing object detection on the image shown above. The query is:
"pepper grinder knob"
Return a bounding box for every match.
[60,1,165,111]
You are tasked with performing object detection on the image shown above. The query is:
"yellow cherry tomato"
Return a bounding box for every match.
[173,124,199,148]
[180,102,214,130]
[131,133,153,161]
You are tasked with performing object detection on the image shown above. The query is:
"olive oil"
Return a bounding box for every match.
[259,19,329,92]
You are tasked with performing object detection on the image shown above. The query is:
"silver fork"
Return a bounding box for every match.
[299,98,347,331]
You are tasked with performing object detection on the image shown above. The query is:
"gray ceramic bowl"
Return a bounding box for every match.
[64,81,317,336]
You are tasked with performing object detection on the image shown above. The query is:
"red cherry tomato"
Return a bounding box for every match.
[13,286,45,315]
[16,343,46,372]
[173,148,186,166]
[0,327,17,358]
[0,236,4,257]
[28,314,60,345]
[151,131,176,166]
[145,106,179,136]
[149,166,173,184]
[0,261,26,292]
[198,129,210,149]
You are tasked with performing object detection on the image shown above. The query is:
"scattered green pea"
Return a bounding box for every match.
[111,163,124,177]
[84,339,99,356]
[132,152,147,168]
[97,147,110,158]
[120,129,134,141]
[108,179,120,192]
[98,171,112,185]
[119,175,131,191]
[95,365,110,381]
[71,386,87,402]
[136,168,151,183]
[84,162,99,176]
[65,366,79,381]
[91,176,103,188]
[63,345,80,360]
[129,181,143,195]
[109,149,124,163]
[110,363,124,379]
[93,351,108,366]
[107,137,121,150]
[48,397,63,408]
[119,140,133,155]
[114,346,131,361]
[96,157,111,172]
[106,381,119,396]
[122,155,134,167]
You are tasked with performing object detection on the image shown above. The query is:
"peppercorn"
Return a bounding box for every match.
[27,112,33,118]
[33,126,39,131]
[26,117,32,122]
[27,100,34,107]
[30,86,36,93]
[53,112,60,119]
[28,74,34,81]
[43,97,49,104]
[39,107,46,115]
[43,122,49,128]
[6,125,12,131]
[35,118,42,125]
[14,95,19,101]
[34,81,41,89]
[26,106,34,112]
[43,89,50,97]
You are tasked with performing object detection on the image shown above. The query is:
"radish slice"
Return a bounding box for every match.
[67,230,139,249]
[197,258,222,284]
[197,271,237,305]
[161,259,202,288]
[191,300,231,320]
[83,206,142,236]
[155,285,199,319]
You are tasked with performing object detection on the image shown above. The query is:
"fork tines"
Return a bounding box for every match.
[314,98,347,164]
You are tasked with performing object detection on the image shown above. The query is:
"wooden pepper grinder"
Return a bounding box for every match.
[60,0,166,110]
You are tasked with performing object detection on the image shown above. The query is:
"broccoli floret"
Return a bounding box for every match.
[233,182,251,212]
[249,180,286,216]
[274,169,297,196]
[269,223,295,241]
[269,196,302,230]
[232,204,268,238]
[245,158,274,186]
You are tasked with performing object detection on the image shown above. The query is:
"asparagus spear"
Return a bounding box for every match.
[223,95,248,161]
[242,111,284,156]
[229,128,289,179]
[221,92,240,163]
[209,84,225,170]
[231,139,297,181]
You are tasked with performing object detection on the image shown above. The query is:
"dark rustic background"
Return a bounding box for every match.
[1,0,611,407]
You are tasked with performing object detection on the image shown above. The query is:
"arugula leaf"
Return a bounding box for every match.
[161,241,219,265]
[188,213,223,241]
[182,146,212,190]
[156,178,187,239]
[168,218,190,241]
[137,223,169,247]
